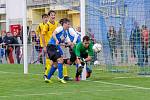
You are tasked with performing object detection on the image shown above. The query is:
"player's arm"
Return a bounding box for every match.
[52,31,59,45]
[52,26,63,45]
[75,43,83,66]
[69,28,78,44]
[85,43,94,62]
[75,43,81,58]
[35,25,40,40]
[41,24,48,52]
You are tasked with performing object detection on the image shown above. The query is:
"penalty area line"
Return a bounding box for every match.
[88,80,150,90]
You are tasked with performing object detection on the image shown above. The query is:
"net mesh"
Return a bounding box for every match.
[85,0,150,74]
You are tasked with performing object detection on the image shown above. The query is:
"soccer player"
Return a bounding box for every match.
[35,14,48,65]
[62,26,80,81]
[41,10,58,79]
[63,35,93,81]
[45,18,71,83]
[75,36,94,81]
[63,27,81,64]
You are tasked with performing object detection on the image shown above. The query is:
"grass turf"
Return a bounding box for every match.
[0,64,150,100]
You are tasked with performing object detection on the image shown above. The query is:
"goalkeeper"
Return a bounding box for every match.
[63,36,94,81]
[75,36,94,81]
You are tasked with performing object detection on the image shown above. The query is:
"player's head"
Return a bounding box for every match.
[82,36,90,48]
[59,18,70,30]
[76,27,81,32]
[48,10,56,22]
[42,14,48,23]
[6,32,12,37]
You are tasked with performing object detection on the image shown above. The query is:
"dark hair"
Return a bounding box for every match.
[59,19,64,25]
[109,26,116,33]
[59,18,70,26]
[42,14,48,18]
[142,25,147,29]
[48,10,56,16]
[83,36,90,42]
[6,32,11,34]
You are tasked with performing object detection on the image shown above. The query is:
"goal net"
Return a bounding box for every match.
[84,0,150,74]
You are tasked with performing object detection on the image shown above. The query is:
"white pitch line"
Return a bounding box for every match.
[0,71,42,76]
[0,88,135,98]
[1,70,150,79]
[88,80,150,90]
[1,71,150,90]
[112,76,150,79]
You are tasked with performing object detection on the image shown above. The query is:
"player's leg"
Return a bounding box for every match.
[63,48,78,81]
[75,52,88,81]
[56,46,66,83]
[63,50,76,81]
[61,46,73,81]
[44,58,51,76]
[86,67,92,78]
[63,64,69,79]
[8,47,14,64]
[45,44,56,82]
[57,58,66,83]
[46,44,66,83]
[46,64,56,83]
[75,59,83,81]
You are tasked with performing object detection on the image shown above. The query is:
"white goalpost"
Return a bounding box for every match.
[6,0,28,74]
[80,0,87,80]
[23,0,28,74]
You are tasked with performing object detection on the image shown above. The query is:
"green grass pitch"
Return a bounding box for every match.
[0,64,150,100]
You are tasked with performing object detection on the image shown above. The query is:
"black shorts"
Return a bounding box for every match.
[80,52,88,59]
[70,51,76,63]
[69,50,88,63]
[47,44,62,62]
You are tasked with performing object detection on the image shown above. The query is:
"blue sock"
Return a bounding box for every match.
[57,63,63,79]
[75,64,80,77]
[76,64,78,72]
[47,65,56,79]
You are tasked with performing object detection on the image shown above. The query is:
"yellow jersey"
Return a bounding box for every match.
[36,22,46,47]
[42,21,58,46]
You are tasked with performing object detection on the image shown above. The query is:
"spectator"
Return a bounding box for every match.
[3,32,19,64]
[0,35,2,43]
[31,30,42,64]
[141,25,149,65]
[130,23,144,67]
[87,28,97,63]
[13,32,22,64]
[107,26,117,60]
[117,24,124,63]
[87,28,96,44]
[0,36,5,63]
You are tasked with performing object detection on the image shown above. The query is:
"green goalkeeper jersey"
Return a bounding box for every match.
[74,42,94,57]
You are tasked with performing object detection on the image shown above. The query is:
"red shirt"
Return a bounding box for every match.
[142,29,149,47]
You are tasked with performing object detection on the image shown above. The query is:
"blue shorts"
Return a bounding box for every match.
[0,48,5,58]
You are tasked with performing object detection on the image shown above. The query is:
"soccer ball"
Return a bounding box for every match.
[92,43,102,53]
[94,60,100,65]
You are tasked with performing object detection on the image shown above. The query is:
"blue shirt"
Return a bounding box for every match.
[48,26,68,45]
[66,28,81,44]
